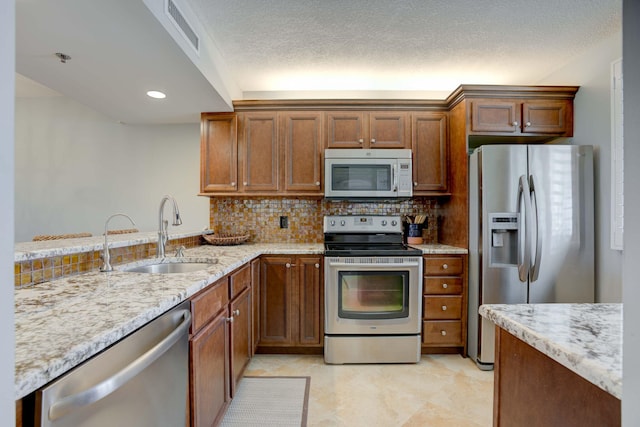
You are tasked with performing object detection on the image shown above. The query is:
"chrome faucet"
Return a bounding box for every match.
[157,195,182,258]
[101,213,136,272]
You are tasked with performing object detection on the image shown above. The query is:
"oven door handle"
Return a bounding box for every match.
[327,261,420,268]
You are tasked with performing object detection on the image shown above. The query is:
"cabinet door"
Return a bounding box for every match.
[470,100,520,133]
[230,287,251,397]
[326,112,366,148]
[412,112,449,193]
[259,256,294,345]
[240,112,279,192]
[369,112,410,148]
[522,100,572,135]
[251,258,260,354]
[200,113,238,192]
[281,112,323,193]
[190,310,229,427]
[296,256,323,346]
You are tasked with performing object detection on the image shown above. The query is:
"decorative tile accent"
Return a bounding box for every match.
[209,197,440,244]
[13,235,203,289]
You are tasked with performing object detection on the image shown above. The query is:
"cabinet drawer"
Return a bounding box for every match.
[423,296,462,319]
[422,320,463,345]
[423,277,463,295]
[191,277,229,334]
[230,264,251,299]
[424,256,463,275]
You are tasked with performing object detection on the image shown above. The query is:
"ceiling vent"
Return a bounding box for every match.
[166,0,199,54]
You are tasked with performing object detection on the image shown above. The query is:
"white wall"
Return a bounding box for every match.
[623,0,640,423]
[1,0,15,420]
[14,95,209,242]
[537,30,623,303]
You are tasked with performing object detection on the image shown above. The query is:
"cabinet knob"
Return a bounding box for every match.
[442,305,447,311]
[315,181,320,186]
[442,263,448,270]
[442,283,448,289]
[243,182,247,186]
[525,121,531,127]
[226,316,234,323]
[315,263,320,268]
[358,138,364,143]
[371,138,376,143]
[441,330,447,336]
[414,182,418,187]
[286,263,296,268]
[231,182,236,186]
[234,309,240,316]
[512,121,519,127]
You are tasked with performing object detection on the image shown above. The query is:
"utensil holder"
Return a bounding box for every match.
[407,224,423,245]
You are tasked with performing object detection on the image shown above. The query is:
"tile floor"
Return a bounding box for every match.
[244,354,494,427]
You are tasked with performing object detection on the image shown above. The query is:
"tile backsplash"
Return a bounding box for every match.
[209,197,440,243]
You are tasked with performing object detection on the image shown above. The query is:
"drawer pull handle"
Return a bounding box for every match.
[442,263,448,270]
[442,283,448,289]
[441,330,447,336]
[442,305,447,311]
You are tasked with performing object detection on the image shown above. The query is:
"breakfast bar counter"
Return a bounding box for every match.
[480,303,622,426]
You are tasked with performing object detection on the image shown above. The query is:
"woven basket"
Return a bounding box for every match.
[203,233,250,246]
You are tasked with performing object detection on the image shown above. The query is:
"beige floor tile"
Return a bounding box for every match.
[245,354,494,427]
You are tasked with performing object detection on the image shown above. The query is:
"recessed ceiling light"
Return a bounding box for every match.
[146,90,166,99]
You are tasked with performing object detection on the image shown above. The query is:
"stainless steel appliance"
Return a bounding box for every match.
[324,149,413,199]
[36,301,191,427]
[324,215,423,364]
[468,144,594,370]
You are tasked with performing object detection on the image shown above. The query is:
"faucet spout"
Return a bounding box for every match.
[101,213,136,272]
[158,195,182,258]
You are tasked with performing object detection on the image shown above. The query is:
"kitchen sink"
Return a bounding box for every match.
[117,257,217,274]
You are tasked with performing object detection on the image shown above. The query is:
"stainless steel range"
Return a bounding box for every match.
[324,215,423,364]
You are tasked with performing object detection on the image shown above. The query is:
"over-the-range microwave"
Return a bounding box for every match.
[324,149,413,199]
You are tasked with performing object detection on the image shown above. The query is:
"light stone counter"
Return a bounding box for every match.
[410,243,468,254]
[479,303,622,399]
[15,242,465,399]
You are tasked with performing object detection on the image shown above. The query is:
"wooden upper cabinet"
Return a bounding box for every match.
[200,113,238,193]
[281,112,323,193]
[470,99,573,136]
[239,112,279,192]
[326,111,409,148]
[411,112,449,194]
[369,112,410,148]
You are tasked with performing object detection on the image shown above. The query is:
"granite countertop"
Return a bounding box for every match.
[479,303,622,399]
[15,241,466,399]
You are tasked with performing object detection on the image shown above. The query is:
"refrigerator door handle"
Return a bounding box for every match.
[529,174,542,282]
[517,175,532,282]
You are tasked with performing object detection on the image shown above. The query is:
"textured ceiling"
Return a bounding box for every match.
[188,0,621,96]
[15,0,621,123]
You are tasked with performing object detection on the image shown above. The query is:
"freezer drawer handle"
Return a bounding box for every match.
[48,309,192,421]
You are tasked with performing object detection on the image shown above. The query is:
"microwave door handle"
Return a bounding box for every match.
[392,164,398,192]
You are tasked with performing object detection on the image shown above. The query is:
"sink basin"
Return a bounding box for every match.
[118,257,217,274]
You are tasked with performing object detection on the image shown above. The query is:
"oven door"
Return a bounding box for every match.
[325,256,422,334]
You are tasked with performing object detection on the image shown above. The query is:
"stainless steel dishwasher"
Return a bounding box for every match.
[36,301,191,427]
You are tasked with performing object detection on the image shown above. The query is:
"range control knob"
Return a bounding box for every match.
[381,220,387,226]
[391,220,398,226]
[340,220,346,226]
[330,220,335,226]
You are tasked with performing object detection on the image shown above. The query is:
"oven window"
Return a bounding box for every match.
[338,271,409,319]
[331,165,391,191]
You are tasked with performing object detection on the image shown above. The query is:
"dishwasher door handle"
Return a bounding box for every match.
[48,309,192,421]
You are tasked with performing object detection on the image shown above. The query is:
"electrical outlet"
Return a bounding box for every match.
[279,216,288,229]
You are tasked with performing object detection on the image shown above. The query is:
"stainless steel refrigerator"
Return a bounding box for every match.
[467,144,594,370]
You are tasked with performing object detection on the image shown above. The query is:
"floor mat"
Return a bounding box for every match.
[220,376,310,427]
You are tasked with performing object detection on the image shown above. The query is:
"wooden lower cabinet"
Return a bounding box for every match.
[189,264,253,426]
[493,327,620,426]
[258,255,323,351]
[421,254,467,354]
